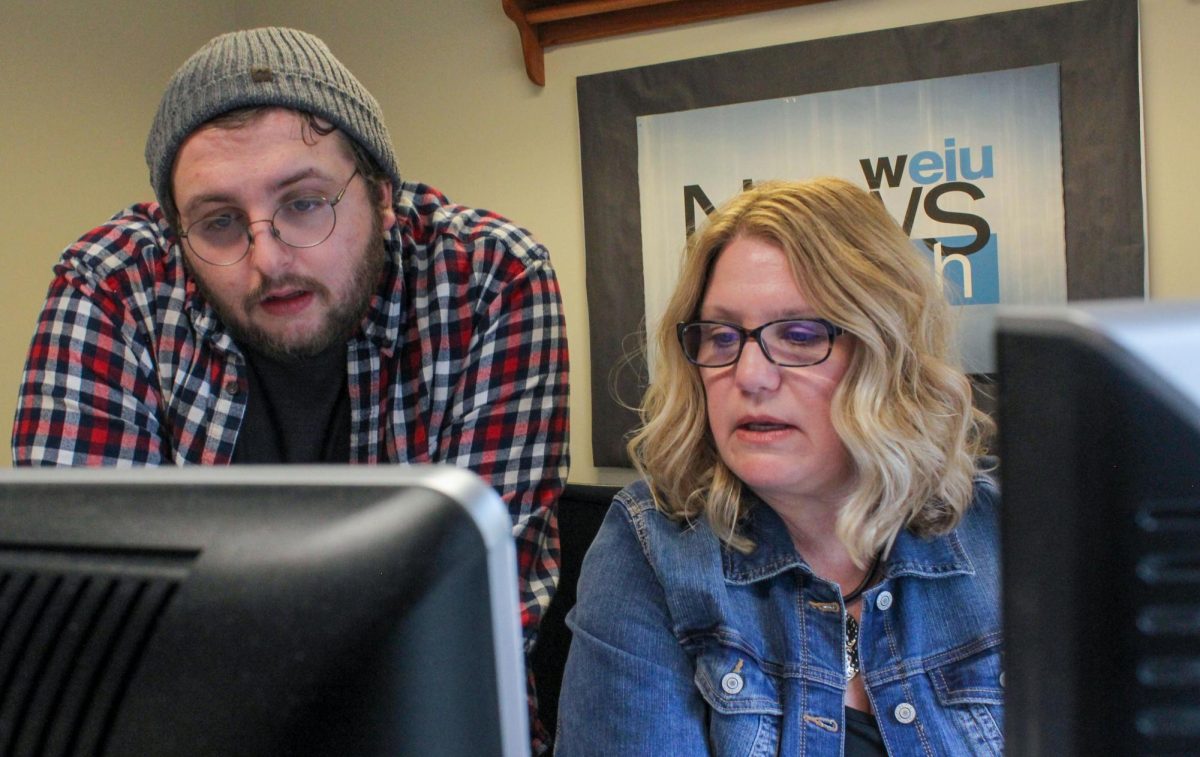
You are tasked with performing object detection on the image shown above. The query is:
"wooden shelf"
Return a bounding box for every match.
[503,0,835,86]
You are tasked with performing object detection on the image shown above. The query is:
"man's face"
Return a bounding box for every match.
[172,108,396,361]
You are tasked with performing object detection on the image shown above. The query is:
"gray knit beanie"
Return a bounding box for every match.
[145,27,400,214]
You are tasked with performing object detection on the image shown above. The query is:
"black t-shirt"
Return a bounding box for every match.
[845,706,886,756]
[231,342,351,463]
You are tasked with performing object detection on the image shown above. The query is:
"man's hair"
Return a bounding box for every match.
[628,177,994,564]
[161,106,390,233]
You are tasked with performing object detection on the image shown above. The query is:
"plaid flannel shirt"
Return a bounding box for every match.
[12,181,569,656]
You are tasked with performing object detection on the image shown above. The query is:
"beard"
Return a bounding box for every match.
[188,212,388,363]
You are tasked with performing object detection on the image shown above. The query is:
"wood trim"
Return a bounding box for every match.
[525,0,679,25]
[505,0,835,85]
[502,0,547,86]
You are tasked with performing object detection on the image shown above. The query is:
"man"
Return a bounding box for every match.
[12,27,568,751]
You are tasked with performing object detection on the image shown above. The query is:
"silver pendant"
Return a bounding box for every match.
[844,613,860,681]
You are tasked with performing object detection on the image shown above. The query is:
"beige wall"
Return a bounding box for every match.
[2,0,1196,480]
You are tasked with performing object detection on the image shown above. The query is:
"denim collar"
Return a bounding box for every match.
[723,491,974,586]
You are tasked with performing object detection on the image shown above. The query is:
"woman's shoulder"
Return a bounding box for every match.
[611,480,713,539]
[610,479,671,525]
[967,457,1001,522]
[574,480,723,623]
[599,479,722,571]
[952,461,1002,569]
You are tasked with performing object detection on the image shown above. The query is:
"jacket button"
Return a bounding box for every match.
[720,672,744,695]
[894,702,917,724]
[875,591,893,611]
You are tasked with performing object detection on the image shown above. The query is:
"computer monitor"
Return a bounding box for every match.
[0,465,528,757]
[996,300,1200,756]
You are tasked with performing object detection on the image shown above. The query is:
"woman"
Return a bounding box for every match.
[557,178,1001,755]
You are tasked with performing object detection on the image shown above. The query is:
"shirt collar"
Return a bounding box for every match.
[172,233,238,357]
[358,228,404,356]
[723,491,975,585]
[883,517,975,579]
[359,182,424,356]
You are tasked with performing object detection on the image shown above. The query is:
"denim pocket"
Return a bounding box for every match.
[694,644,783,756]
[928,646,1004,706]
[928,646,1005,755]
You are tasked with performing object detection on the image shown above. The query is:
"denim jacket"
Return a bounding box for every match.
[557,475,1002,756]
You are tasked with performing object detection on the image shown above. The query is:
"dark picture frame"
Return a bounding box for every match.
[577,0,1143,467]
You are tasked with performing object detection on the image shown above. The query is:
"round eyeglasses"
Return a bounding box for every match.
[179,169,360,266]
[677,318,845,368]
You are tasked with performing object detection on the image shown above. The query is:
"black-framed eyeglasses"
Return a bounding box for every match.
[180,168,360,266]
[677,318,845,368]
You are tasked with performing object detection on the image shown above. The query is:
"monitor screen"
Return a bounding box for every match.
[0,464,528,757]
[997,300,1200,756]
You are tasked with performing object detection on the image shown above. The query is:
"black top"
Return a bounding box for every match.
[231,342,351,463]
[845,706,886,756]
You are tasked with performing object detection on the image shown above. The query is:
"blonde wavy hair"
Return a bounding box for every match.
[628,178,994,565]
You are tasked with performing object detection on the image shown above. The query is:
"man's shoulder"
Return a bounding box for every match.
[60,202,180,283]
[394,181,549,268]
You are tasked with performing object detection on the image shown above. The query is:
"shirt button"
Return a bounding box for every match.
[875,590,893,611]
[720,672,744,695]
[894,702,917,724]
[222,379,241,395]
[999,672,1006,688]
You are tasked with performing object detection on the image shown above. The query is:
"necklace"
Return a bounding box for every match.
[843,555,881,681]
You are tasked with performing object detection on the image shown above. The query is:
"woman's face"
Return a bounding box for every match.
[698,235,855,512]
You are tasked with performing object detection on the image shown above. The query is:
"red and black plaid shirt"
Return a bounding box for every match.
[12,181,569,655]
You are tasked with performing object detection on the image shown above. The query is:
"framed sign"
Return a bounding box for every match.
[578,0,1143,467]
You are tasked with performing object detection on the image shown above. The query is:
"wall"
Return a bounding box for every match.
[1,1,237,457]
[1,0,1196,481]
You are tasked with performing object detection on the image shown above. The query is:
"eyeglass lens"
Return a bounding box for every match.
[185,197,337,264]
[681,320,833,367]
